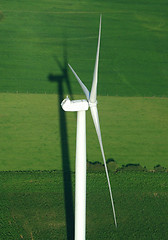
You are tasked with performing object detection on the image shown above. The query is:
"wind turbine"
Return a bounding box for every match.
[61,15,117,240]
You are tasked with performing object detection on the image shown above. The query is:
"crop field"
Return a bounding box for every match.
[0,171,168,240]
[0,0,168,97]
[0,93,168,171]
[0,0,168,239]
[0,0,168,170]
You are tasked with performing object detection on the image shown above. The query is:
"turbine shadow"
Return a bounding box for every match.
[48,45,74,240]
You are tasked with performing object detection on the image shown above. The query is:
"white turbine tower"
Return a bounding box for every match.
[61,15,117,240]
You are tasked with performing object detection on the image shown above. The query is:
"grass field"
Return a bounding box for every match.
[0,0,168,96]
[0,0,168,170]
[0,170,168,239]
[0,93,168,171]
[0,0,168,239]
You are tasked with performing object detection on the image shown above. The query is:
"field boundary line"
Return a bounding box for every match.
[0,92,168,99]
[2,10,127,15]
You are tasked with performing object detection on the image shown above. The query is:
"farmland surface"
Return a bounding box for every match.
[1,0,168,170]
[0,0,168,239]
[0,0,168,96]
[0,170,168,240]
[0,93,168,171]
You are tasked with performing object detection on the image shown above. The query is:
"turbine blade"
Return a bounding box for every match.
[90,15,102,103]
[68,64,90,100]
[90,105,117,228]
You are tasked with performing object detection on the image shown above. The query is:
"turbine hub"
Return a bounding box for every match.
[89,100,97,108]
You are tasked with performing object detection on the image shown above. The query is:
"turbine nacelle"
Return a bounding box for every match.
[61,95,97,112]
[61,96,89,112]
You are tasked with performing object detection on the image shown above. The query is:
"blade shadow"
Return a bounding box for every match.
[48,45,74,240]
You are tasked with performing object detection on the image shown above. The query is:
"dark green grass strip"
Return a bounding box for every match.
[0,170,167,239]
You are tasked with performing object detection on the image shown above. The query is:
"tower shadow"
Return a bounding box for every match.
[48,46,74,240]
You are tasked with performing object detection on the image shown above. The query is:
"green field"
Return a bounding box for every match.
[1,0,168,239]
[1,93,168,171]
[0,171,168,239]
[1,0,168,170]
[0,0,168,96]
